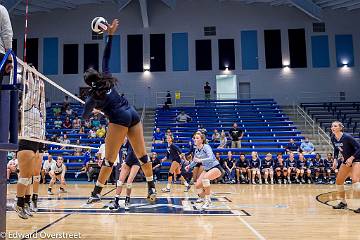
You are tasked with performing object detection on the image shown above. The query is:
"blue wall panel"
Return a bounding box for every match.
[43,37,58,75]
[311,35,330,68]
[241,30,259,70]
[108,35,121,73]
[172,33,189,71]
[335,34,354,67]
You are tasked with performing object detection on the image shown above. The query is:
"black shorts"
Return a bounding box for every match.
[172,158,182,164]
[125,152,140,167]
[109,105,140,128]
[195,162,202,168]
[18,139,46,153]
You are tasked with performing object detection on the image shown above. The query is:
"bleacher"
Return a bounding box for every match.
[152,99,311,173]
[300,101,360,139]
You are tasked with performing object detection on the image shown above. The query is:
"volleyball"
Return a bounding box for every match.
[91,17,108,34]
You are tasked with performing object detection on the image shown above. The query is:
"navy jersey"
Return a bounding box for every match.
[237,159,250,168]
[274,159,287,168]
[287,159,297,168]
[297,159,311,168]
[82,36,139,127]
[185,139,195,158]
[332,133,360,162]
[324,159,333,168]
[250,158,261,168]
[166,143,182,162]
[225,158,236,169]
[120,141,130,160]
[261,158,274,169]
[312,159,325,168]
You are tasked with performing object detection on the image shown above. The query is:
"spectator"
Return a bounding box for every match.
[204,82,211,100]
[236,153,250,183]
[0,3,13,86]
[7,156,18,183]
[45,98,51,108]
[89,128,97,138]
[91,116,101,128]
[62,117,72,129]
[176,111,192,123]
[62,96,70,113]
[224,151,236,183]
[41,154,56,184]
[79,126,85,134]
[65,105,73,116]
[74,140,83,156]
[96,125,106,138]
[84,119,92,128]
[153,128,165,144]
[218,130,228,149]
[54,116,62,129]
[151,152,161,181]
[163,91,172,110]
[165,128,173,139]
[300,138,315,154]
[73,116,81,129]
[211,129,220,143]
[52,106,61,117]
[285,138,298,153]
[197,125,207,136]
[229,123,244,148]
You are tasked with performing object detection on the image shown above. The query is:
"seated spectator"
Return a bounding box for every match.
[96,125,106,138]
[84,119,92,128]
[79,126,85,134]
[54,116,62,129]
[165,128,173,139]
[150,152,161,181]
[41,154,56,184]
[52,106,61,117]
[218,130,228,148]
[89,128,97,138]
[91,116,101,128]
[73,117,81,129]
[62,117,72,129]
[50,134,58,143]
[74,140,83,156]
[65,105,73,116]
[153,128,165,144]
[224,151,236,183]
[285,138,298,153]
[211,129,220,142]
[45,98,51,108]
[176,111,192,123]
[7,156,18,183]
[59,134,70,150]
[300,138,315,154]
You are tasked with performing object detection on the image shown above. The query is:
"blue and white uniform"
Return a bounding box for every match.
[190,144,221,171]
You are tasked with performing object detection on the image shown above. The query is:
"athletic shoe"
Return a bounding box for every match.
[283,179,287,184]
[270,180,274,185]
[301,179,305,184]
[23,203,33,217]
[87,193,101,204]
[47,190,53,195]
[333,202,347,209]
[184,185,191,192]
[75,172,80,178]
[354,208,360,214]
[277,179,281,184]
[201,200,211,210]
[161,187,170,193]
[252,180,256,185]
[58,188,67,193]
[108,200,120,210]
[307,179,312,184]
[147,187,157,203]
[14,204,28,219]
[196,198,204,203]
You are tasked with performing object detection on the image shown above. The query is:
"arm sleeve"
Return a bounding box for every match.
[82,97,96,120]
[102,35,113,74]
[0,6,13,50]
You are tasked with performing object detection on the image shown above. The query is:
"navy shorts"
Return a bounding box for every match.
[125,151,140,167]
[171,158,182,164]
[109,105,140,128]
[195,162,202,168]
[18,140,46,153]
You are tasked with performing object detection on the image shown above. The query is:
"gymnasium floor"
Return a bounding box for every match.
[6,183,360,240]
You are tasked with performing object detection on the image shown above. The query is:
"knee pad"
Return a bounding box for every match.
[102,159,114,167]
[336,184,345,192]
[139,155,149,165]
[33,175,41,183]
[117,180,123,187]
[353,182,360,192]
[126,183,132,189]
[96,180,106,188]
[18,177,32,186]
[202,179,210,187]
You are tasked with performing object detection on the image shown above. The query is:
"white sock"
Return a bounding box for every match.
[184,181,189,187]
[166,183,171,189]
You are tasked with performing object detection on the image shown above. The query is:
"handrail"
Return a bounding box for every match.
[296,105,315,136]
[140,102,146,124]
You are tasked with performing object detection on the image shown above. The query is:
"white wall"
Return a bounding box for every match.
[9,0,360,107]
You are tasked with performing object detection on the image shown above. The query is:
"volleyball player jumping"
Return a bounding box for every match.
[83,19,156,203]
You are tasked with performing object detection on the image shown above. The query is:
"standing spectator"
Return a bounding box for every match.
[229,123,243,148]
[153,128,165,144]
[211,129,220,143]
[218,130,227,149]
[176,111,192,123]
[163,91,172,110]
[285,138,299,153]
[62,96,70,113]
[204,82,211,100]
[73,116,81,129]
[0,3,13,86]
[91,116,101,128]
[84,119,92,128]
[165,128,173,139]
[300,138,315,154]
[65,105,73,116]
